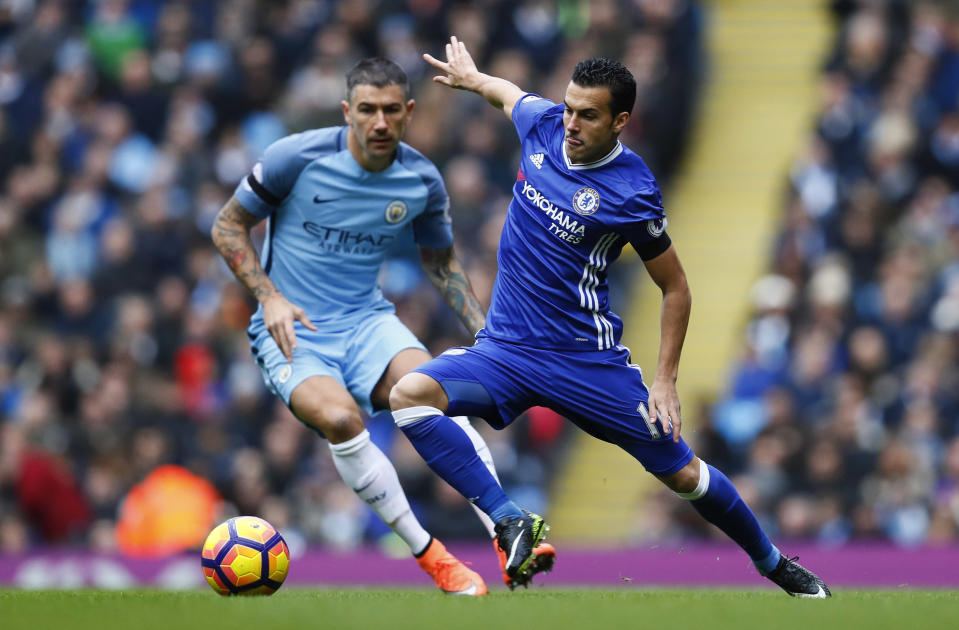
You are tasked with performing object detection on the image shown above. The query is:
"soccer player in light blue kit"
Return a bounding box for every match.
[211,58,552,595]
[390,37,832,597]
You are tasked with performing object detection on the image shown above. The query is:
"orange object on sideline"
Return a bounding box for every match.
[115,464,222,557]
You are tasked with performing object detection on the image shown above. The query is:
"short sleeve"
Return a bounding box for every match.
[619,190,672,260]
[411,175,453,249]
[233,133,315,218]
[512,94,557,141]
[400,145,454,249]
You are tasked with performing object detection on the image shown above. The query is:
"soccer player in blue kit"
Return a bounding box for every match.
[211,57,553,595]
[390,37,832,598]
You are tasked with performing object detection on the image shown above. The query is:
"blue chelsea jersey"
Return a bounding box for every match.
[233,126,453,334]
[482,94,669,351]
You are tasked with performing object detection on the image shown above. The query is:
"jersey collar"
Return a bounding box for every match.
[563,140,623,170]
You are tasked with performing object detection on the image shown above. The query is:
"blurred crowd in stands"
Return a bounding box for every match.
[649,0,959,548]
[0,0,703,554]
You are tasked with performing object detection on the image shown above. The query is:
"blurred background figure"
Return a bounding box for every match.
[114,464,221,557]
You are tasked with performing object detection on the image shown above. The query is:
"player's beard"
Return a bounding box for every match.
[565,134,586,161]
[367,134,396,155]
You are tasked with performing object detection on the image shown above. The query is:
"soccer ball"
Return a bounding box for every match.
[200,516,291,595]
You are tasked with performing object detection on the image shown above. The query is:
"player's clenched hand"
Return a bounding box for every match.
[261,294,317,362]
[648,380,682,443]
[423,35,481,92]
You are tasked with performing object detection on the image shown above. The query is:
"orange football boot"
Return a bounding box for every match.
[416,538,488,595]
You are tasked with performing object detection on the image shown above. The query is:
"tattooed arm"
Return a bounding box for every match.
[418,245,486,336]
[211,196,316,360]
[211,197,277,300]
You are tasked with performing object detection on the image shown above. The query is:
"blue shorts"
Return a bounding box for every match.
[249,306,424,413]
[414,337,694,476]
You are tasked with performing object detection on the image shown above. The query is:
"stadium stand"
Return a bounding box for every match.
[676,0,959,547]
[0,0,704,552]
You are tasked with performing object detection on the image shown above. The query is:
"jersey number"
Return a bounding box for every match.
[637,402,660,439]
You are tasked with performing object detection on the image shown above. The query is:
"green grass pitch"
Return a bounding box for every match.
[2,589,958,630]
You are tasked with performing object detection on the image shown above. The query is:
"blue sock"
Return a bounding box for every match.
[688,463,780,574]
[400,414,522,521]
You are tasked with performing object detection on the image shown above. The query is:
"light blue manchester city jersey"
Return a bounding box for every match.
[233,126,453,335]
[481,94,669,351]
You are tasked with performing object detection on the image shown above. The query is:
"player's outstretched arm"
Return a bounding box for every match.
[419,245,486,337]
[423,35,525,119]
[642,245,692,442]
[211,196,316,361]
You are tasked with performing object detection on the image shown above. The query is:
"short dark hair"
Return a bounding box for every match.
[345,57,410,100]
[570,58,636,117]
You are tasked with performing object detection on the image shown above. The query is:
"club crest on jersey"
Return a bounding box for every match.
[275,364,292,384]
[572,187,600,216]
[385,200,408,224]
[529,153,544,169]
[647,217,667,237]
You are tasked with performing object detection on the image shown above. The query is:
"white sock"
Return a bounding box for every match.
[328,430,430,555]
[452,416,499,538]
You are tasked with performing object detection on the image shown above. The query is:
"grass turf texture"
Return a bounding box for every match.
[2,589,958,630]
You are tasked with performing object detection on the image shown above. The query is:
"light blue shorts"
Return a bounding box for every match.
[248,306,425,413]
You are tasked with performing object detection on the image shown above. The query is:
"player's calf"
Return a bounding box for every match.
[669,457,785,576]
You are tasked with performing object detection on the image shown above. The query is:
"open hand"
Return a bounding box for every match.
[262,294,317,362]
[423,35,481,91]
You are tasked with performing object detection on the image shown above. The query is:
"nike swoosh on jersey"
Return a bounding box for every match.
[313,195,339,203]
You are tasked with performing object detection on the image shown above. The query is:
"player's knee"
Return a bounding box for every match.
[299,403,363,443]
[388,379,415,411]
[322,410,366,443]
[388,372,445,411]
[660,457,707,497]
[390,374,448,429]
